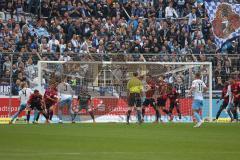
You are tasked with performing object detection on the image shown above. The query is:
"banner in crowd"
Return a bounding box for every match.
[205,0,240,49]
[28,24,50,38]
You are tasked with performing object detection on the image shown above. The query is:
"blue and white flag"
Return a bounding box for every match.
[28,24,50,38]
[205,0,240,49]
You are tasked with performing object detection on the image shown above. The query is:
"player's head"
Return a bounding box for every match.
[133,72,138,77]
[146,74,152,80]
[168,83,173,90]
[138,75,144,80]
[158,75,165,82]
[195,72,201,79]
[229,76,236,84]
[62,76,68,83]
[224,81,229,87]
[50,82,57,89]
[34,89,40,95]
[20,82,28,89]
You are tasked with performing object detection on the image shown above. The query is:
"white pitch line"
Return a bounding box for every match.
[0,151,239,156]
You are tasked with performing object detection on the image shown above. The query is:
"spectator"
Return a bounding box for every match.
[48,34,60,53]
[165,2,178,18]
[3,56,11,72]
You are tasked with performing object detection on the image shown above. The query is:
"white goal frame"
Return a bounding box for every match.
[38,61,213,122]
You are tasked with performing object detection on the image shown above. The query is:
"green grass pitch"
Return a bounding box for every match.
[0,123,239,160]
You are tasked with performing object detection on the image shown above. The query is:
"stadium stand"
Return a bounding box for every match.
[0,0,240,95]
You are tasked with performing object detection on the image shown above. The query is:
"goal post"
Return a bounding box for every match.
[37,61,213,123]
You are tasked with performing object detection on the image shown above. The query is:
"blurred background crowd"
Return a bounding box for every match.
[0,0,240,95]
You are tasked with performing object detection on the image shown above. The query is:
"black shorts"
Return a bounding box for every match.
[157,98,167,107]
[169,101,179,110]
[143,98,156,107]
[79,104,89,110]
[128,93,141,107]
[233,101,240,108]
[30,103,43,111]
[221,101,228,109]
[45,103,54,110]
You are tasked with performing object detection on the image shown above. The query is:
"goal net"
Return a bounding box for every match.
[37,61,213,123]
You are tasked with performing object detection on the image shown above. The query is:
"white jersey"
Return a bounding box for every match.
[57,82,73,100]
[191,79,206,100]
[19,88,32,104]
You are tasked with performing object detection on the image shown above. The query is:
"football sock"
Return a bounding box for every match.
[42,112,49,120]
[177,108,181,119]
[71,113,77,121]
[127,110,131,123]
[35,112,40,121]
[12,110,21,121]
[194,111,201,122]
[233,110,238,120]
[142,108,145,118]
[216,107,224,119]
[227,108,233,120]
[137,110,142,122]
[49,110,53,120]
[27,111,31,122]
[89,111,95,120]
[155,110,160,121]
[58,109,63,121]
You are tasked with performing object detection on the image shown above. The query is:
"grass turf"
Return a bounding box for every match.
[0,123,239,160]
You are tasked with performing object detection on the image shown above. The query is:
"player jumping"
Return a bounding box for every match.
[57,77,75,123]
[44,83,58,121]
[26,90,49,124]
[141,75,159,123]
[72,88,95,123]
[9,82,32,124]
[215,81,233,121]
[168,84,182,121]
[156,75,169,122]
[34,83,59,123]
[188,73,207,128]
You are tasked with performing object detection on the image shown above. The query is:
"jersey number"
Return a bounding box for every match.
[22,90,27,97]
[198,83,203,92]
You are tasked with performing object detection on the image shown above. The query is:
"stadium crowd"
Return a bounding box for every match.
[0,0,240,95]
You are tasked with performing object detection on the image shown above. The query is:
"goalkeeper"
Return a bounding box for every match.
[126,72,143,124]
[72,88,95,123]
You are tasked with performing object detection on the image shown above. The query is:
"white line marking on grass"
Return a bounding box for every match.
[1,151,240,156]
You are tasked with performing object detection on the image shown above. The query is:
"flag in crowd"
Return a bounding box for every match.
[205,0,240,49]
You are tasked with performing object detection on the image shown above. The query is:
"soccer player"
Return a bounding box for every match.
[10,82,32,124]
[34,83,58,122]
[72,88,95,123]
[44,83,58,120]
[26,90,49,123]
[215,81,233,121]
[141,75,158,122]
[229,76,240,122]
[168,84,181,121]
[188,73,207,128]
[126,72,143,124]
[156,75,169,122]
[57,77,75,123]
